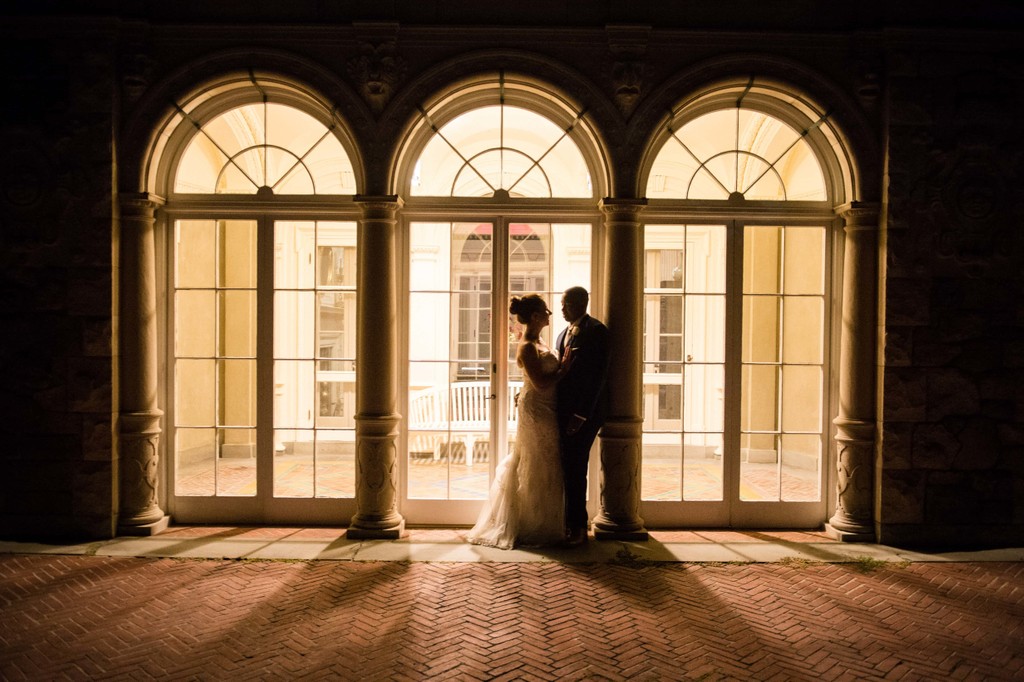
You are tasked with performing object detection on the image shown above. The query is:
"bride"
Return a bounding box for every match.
[467,294,569,549]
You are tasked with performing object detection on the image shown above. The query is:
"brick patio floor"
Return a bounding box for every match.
[2,531,1023,680]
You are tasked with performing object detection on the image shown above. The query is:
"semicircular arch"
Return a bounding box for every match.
[386,59,617,200]
[124,49,369,198]
[632,55,878,205]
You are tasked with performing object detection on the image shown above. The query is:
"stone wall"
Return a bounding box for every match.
[879,34,1024,546]
[0,21,119,539]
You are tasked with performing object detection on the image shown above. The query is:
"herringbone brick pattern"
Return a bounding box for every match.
[1,554,1022,680]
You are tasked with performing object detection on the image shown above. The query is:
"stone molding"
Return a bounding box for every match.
[348,415,405,539]
[347,24,406,115]
[595,418,648,541]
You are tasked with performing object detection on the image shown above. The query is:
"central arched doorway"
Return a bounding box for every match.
[395,74,609,525]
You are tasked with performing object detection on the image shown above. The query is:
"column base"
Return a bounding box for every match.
[118,515,170,537]
[825,523,875,543]
[594,527,649,542]
[346,519,407,540]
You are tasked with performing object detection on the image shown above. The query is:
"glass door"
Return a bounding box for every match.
[641,224,729,525]
[641,222,830,528]
[403,220,592,525]
[733,223,829,527]
[169,218,358,523]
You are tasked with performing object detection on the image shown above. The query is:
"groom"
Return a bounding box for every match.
[556,286,609,546]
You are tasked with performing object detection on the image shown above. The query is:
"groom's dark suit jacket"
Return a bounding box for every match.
[555,314,610,427]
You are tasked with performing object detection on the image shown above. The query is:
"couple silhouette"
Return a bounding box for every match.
[467,286,609,549]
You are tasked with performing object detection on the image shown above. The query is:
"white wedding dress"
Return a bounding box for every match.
[467,346,565,549]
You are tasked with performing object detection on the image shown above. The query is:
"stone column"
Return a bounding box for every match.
[348,196,406,539]
[593,199,648,541]
[827,202,880,542]
[118,194,169,536]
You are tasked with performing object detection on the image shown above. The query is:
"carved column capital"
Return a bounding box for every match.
[837,201,880,230]
[119,192,165,218]
[354,194,403,217]
[599,197,648,221]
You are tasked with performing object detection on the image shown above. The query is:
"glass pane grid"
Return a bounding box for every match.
[174,101,356,195]
[411,104,592,198]
[647,107,827,201]
[272,221,358,500]
[272,429,356,499]
[640,222,827,507]
[642,225,726,503]
[740,225,826,503]
[408,223,493,501]
[173,220,259,498]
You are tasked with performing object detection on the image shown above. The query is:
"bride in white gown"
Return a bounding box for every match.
[467,294,569,549]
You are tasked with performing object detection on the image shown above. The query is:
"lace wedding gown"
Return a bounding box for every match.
[467,346,565,549]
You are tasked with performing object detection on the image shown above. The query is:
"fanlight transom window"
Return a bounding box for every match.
[647,108,826,201]
[411,105,592,198]
[174,102,357,195]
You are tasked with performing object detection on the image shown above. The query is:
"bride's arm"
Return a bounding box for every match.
[517,342,565,390]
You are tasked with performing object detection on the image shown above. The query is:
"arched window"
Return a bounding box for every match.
[411,105,592,197]
[646,108,826,201]
[161,79,361,523]
[174,101,356,195]
[399,74,604,523]
[640,83,843,529]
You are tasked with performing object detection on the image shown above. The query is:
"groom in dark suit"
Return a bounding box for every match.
[555,286,609,546]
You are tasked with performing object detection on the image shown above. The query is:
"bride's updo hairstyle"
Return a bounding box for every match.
[509,294,548,324]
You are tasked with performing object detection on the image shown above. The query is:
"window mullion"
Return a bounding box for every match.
[723,219,744,516]
[256,215,276,506]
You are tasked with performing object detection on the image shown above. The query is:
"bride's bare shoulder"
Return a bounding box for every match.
[517,339,540,358]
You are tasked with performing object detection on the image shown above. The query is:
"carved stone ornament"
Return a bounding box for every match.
[121,48,153,104]
[937,157,1004,263]
[611,58,645,115]
[357,437,397,504]
[119,410,166,529]
[607,26,649,117]
[347,40,407,114]
[828,418,876,539]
